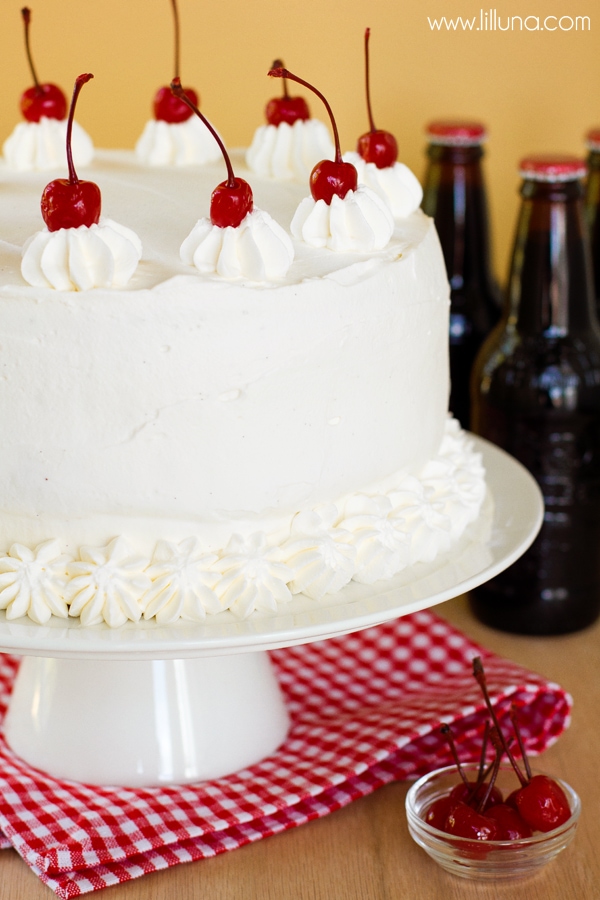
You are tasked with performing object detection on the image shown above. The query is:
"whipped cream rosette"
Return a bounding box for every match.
[181,208,293,281]
[21,219,143,291]
[267,66,393,255]
[246,118,335,181]
[20,74,142,292]
[3,117,94,172]
[170,78,294,282]
[5,9,94,172]
[343,151,423,218]
[0,539,70,625]
[135,116,223,167]
[291,186,394,252]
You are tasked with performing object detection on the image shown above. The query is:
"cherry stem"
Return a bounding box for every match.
[65,73,93,185]
[477,730,503,813]
[472,657,528,787]
[510,705,533,781]
[270,60,289,99]
[21,7,40,90]
[364,27,377,133]
[477,720,490,783]
[440,723,469,787]
[170,0,180,79]
[170,78,236,187]
[268,67,343,165]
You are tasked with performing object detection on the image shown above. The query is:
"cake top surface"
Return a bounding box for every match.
[0,149,432,293]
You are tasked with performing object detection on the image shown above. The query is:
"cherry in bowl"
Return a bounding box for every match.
[405,764,580,880]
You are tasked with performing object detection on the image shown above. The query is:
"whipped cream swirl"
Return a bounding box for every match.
[291,186,394,252]
[246,119,335,182]
[281,507,357,601]
[21,218,142,291]
[180,208,294,281]
[343,152,423,218]
[135,117,223,166]
[66,537,151,628]
[2,117,94,172]
[143,537,222,623]
[339,495,411,584]
[213,533,293,619]
[0,539,70,624]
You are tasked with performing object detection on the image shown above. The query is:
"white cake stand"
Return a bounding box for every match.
[0,438,543,787]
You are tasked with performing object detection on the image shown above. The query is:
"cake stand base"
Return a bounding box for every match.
[3,652,290,786]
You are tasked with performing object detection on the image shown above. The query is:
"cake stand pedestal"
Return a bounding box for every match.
[0,438,543,787]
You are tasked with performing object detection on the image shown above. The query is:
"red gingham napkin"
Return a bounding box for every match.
[0,610,571,896]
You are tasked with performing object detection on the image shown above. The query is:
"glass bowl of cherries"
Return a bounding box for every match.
[405,658,581,880]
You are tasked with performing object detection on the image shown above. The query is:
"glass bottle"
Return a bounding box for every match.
[422,121,502,430]
[584,129,600,314]
[470,155,600,635]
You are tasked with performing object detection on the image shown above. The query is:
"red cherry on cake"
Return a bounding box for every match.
[268,66,357,205]
[170,78,253,228]
[153,0,197,123]
[265,60,310,127]
[154,85,198,123]
[356,28,398,169]
[41,74,101,232]
[19,7,67,123]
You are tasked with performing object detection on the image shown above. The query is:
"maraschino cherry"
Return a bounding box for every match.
[356,28,398,169]
[154,0,198,123]
[19,7,67,123]
[40,74,101,232]
[268,66,357,205]
[265,60,309,127]
[170,78,253,228]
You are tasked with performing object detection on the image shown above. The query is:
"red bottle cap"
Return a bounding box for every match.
[518,155,587,182]
[426,120,487,146]
[586,129,600,151]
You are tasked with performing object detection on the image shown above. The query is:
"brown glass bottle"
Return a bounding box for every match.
[584,129,600,314]
[422,121,502,430]
[470,155,600,635]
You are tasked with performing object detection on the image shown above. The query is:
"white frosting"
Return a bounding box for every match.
[143,538,221,623]
[2,117,94,172]
[180,208,294,281]
[135,117,223,166]
[21,218,143,291]
[282,507,357,601]
[246,119,335,181]
[213,533,293,619]
[0,149,476,627]
[0,151,450,561]
[0,539,70,624]
[291,186,394,252]
[0,421,486,625]
[66,537,151,628]
[343,152,424,218]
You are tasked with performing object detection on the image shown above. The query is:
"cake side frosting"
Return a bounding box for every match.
[0,149,486,627]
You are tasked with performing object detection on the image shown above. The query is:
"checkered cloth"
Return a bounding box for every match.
[0,610,571,896]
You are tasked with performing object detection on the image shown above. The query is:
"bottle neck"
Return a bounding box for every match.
[585,150,600,301]
[422,143,497,298]
[508,178,597,335]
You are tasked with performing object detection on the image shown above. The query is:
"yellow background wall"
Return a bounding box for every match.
[0,0,598,283]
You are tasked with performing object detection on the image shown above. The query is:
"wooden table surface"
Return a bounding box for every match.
[1,594,598,899]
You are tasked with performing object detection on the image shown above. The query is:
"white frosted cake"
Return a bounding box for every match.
[0,150,485,626]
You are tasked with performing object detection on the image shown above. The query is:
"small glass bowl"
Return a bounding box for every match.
[405,764,580,880]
